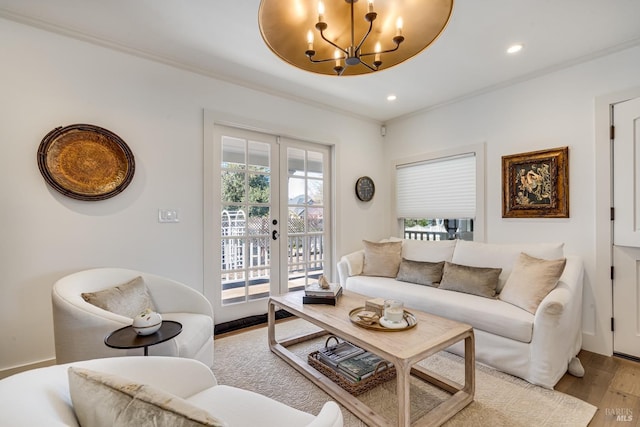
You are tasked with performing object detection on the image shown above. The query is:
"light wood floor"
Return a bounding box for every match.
[555,350,640,426]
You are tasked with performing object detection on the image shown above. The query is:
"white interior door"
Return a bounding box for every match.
[612,96,640,358]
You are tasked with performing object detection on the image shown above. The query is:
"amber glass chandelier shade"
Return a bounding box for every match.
[258,0,454,76]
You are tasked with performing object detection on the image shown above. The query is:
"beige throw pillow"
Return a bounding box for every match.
[439,262,502,298]
[362,240,403,278]
[81,276,156,318]
[396,259,444,287]
[68,367,227,427]
[499,252,567,314]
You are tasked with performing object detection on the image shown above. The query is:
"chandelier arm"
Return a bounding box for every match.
[308,57,343,64]
[318,29,348,56]
[354,20,374,55]
[358,60,377,72]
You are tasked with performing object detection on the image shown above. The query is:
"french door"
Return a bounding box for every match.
[205,123,331,324]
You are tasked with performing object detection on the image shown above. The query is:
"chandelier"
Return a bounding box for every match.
[258,0,454,76]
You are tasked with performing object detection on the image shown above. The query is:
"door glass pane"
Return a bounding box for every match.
[248,173,270,204]
[220,135,272,306]
[286,147,325,291]
[248,141,270,172]
[308,178,323,204]
[222,137,246,169]
[221,171,246,205]
[307,151,323,177]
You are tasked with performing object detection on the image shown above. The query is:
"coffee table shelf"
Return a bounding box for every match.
[268,290,474,427]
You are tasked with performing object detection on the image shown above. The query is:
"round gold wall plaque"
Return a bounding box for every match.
[37,124,135,201]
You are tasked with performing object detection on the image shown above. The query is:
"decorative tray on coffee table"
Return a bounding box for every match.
[348,307,417,331]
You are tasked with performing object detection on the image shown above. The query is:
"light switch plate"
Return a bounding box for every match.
[158,209,180,223]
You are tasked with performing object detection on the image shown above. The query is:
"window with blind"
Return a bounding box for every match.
[394,146,484,241]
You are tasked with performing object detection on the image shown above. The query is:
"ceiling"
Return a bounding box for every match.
[2,0,640,122]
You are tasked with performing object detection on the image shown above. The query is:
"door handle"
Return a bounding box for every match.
[272,230,279,240]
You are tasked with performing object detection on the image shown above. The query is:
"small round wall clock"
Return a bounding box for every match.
[355,176,375,202]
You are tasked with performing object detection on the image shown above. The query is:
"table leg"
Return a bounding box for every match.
[144,346,149,356]
[396,361,411,427]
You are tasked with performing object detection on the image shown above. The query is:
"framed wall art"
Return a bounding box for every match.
[502,146,569,218]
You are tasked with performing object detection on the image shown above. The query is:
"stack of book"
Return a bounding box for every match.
[336,351,393,382]
[317,340,364,367]
[303,281,343,305]
[315,339,393,384]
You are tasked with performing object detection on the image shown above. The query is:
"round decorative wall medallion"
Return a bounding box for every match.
[37,124,135,201]
[355,176,375,202]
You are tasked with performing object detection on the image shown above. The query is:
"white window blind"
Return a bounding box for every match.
[396,153,476,219]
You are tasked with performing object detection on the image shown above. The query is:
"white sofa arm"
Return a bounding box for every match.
[305,401,343,427]
[529,255,584,388]
[337,250,364,287]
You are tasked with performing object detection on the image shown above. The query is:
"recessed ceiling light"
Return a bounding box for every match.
[387,94,397,101]
[507,44,523,54]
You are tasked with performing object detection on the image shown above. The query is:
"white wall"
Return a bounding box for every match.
[384,45,640,355]
[0,18,390,372]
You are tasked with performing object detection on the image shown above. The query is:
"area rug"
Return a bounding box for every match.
[213,319,596,426]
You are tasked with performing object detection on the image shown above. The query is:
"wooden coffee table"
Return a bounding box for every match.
[268,290,474,427]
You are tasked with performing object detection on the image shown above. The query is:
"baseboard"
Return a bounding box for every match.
[0,358,56,380]
[214,309,293,336]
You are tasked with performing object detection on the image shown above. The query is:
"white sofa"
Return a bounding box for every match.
[337,239,584,389]
[0,356,343,427]
[52,268,214,367]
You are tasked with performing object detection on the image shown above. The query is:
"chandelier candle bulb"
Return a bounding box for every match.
[307,30,314,51]
[317,1,325,23]
[396,17,403,37]
[368,0,374,13]
[374,42,381,63]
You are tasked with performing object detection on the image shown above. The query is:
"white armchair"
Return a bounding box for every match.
[0,356,343,427]
[52,268,214,367]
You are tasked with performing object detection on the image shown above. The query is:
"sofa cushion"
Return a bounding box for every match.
[451,240,565,293]
[345,275,534,343]
[68,367,227,427]
[81,276,157,318]
[499,253,567,314]
[362,240,402,278]
[396,259,444,287]
[438,262,502,298]
[401,239,457,262]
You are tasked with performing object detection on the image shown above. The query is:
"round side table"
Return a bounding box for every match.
[105,320,182,356]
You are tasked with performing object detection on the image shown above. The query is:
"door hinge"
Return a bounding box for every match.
[611,266,615,280]
[611,207,615,221]
[611,317,615,332]
[610,125,615,140]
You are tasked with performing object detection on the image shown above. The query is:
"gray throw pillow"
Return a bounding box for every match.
[362,240,403,278]
[396,258,444,287]
[439,262,502,298]
[81,276,157,318]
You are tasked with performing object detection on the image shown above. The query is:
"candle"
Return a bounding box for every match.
[374,42,381,62]
[307,30,314,51]
[396,17,403,37]
[334,49,341,67]
[384,300,404,323]
[318,1,325,22]
[368,0,374,13]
